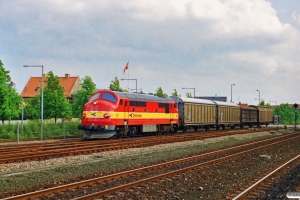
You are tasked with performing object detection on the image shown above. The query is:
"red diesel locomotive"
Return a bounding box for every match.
[78,89,179,139]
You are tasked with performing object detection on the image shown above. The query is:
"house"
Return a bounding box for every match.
[20,74,81,100]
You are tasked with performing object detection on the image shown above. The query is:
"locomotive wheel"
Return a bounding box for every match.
[173,127,178,133]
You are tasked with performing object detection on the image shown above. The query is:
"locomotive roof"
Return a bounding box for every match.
[170,96,239,107]
[115,91,174,103]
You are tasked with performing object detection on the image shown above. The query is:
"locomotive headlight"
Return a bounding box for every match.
[82,113,86,118]
[93,101,97,105]
[103,113,111,118]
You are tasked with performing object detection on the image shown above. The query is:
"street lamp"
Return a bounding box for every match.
[24,65,44,141]
[269,101,277,106]
[256,90,260,104]
[231,84,235,103]
[182,87,195,98]
[121,79,137,93]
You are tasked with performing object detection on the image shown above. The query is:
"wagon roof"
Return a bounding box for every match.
[170,96,240,107]
[170,96,215,105]
[240,106,257,110]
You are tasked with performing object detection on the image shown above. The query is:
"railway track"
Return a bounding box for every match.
[0,135,81,144]
[0,128,278,164]
[3,131,299,200]
[232,154,300,199]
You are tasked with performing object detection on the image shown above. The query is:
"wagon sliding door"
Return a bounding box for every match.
[218,106,240,124]
[184,103,216,125]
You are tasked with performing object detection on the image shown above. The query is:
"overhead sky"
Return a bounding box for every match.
[1,0,299,105]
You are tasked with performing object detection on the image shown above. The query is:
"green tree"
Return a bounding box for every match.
[259,100,271,108]
[154,87,168,97]
[43,71,72,123]
[72,76,96,118]
[24,97,41,119]
[0,60,21,123]
[186,92,193,98]
[171,89,181,97]
[109,77,123,91]
[273,104,299,125]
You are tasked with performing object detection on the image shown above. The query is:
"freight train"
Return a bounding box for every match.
[78,89,273,139]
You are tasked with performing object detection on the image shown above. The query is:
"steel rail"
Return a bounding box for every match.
[232,154,300,199]
[0,129,268,164]
[3,132,299,200]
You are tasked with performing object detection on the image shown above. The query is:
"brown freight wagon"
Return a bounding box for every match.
[215,101,240,130]
[249,105,273,127]
[170,97,241,131]
[240,106,258,128]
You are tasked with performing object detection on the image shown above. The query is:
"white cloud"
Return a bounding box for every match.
[292,11,300,24]
[1,0,300,105]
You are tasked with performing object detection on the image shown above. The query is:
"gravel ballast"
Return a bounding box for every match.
[0,130,291,198]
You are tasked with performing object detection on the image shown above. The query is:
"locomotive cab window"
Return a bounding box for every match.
[102,92,117,103]
[159,103,170,113]
[88,93,100,102]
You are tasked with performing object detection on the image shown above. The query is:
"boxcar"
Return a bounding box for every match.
[170,97,240,131]
[249,105,273,127]
[215,101,240,129]
[240,106,258,128]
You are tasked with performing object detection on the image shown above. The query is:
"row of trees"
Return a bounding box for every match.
[0,60,298,125]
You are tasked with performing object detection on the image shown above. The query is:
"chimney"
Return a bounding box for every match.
[65,74,70,79]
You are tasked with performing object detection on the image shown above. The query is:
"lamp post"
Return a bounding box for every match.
[231,84,235,103]
[131,88,142,93]
[24,65,44,141]
[182,87,195,98]
[256,90,260,104]
[121,79,137,93]
[269,101,277,106]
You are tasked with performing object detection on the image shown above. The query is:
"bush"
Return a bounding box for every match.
[0,120,82,139]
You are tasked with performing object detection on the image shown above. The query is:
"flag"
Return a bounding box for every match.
[123,62,129,74]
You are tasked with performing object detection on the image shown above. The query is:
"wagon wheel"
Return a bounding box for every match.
[193,126,198,132]
[183,126,188,133]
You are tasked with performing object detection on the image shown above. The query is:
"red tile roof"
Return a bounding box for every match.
[20,74,80,98]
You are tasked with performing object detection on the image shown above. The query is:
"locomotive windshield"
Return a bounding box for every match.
[88,93,100,102]
[102,92,117,103]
